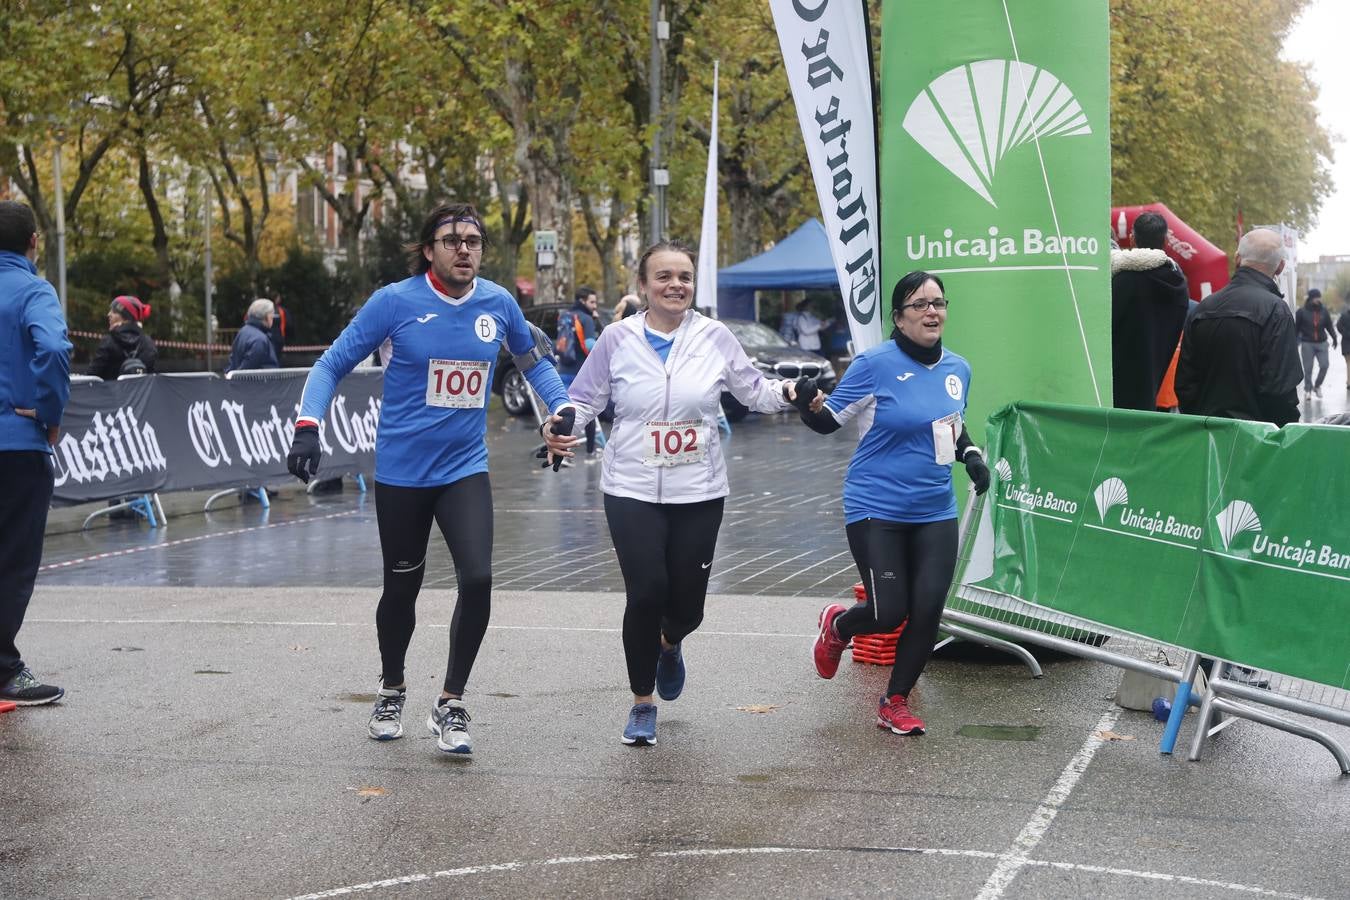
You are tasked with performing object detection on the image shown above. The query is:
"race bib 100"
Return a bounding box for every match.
[426,359,489,409]
[643,419,707,467]
[931,411,961,465]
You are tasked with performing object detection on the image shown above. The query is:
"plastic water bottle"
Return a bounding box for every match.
[1151,697,1172,722]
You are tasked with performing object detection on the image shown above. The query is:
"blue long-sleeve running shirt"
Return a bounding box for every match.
[298,273,570,487]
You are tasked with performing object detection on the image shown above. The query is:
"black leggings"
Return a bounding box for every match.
[604,494,724,697]
[374,473,493,695]
[837,517,959,698]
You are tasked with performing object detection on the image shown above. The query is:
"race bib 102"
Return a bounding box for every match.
[643,419,707,467]
[426,359,489,409]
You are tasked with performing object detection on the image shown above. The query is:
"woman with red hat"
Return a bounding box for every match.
[88,295,157,380]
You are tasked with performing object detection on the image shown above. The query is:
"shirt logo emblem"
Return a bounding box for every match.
[896,373,915,382]
[475,314,498,343]
[416,313,438,324]
[945,374,963,400]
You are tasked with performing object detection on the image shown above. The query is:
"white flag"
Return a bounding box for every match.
[770,0,881,352]
[696,62,719,317]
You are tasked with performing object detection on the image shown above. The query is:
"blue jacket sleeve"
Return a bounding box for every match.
[503,296,571,411]
[298,290,394,421]
[26,281,71,425]
[824,352,875,423]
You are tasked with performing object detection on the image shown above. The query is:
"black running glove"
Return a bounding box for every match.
[287,424,322,483]
[785,376,819,413]
[964,449,990,496]
[539,406,576,472]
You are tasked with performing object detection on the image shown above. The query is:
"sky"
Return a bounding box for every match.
[1282,1,1349,259]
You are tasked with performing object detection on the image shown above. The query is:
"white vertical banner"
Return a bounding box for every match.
[696,61,720,317]
[770,0,882,352]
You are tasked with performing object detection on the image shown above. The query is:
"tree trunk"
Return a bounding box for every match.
[135,142,182,302]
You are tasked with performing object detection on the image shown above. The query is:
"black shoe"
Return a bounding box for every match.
[0,668,65,706]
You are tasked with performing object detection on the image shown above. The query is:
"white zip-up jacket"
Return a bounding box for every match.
[568,309,792,503]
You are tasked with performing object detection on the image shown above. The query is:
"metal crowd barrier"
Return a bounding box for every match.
[941,489,1350,776]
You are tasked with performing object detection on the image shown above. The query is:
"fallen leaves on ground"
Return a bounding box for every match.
[1096,730,1135,742]
[733,704,783,714]
[349,786,387,797]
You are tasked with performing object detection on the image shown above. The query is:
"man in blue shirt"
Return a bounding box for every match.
[286,202,573,755]
[0,200,72,706]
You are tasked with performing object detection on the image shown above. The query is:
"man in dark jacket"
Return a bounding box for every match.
[87,295,157,380]
[1293,288,1338,399]
[1338,291,1350,393]
[1176,228,1302,426]
[226,298,279,373]
[1110,211,1190,410]
[555,286,600,452]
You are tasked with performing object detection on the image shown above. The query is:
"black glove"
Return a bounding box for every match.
[287,424,322,483]
[964,450,990,496]
[786,376,820,414]
[539,407,576,472]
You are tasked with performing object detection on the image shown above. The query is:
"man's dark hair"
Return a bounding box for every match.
[0,200,38,255]
[575,286,596,303]
[404,201,487,275]
[1132,212,1168,250]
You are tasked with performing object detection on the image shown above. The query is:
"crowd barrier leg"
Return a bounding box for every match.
[938,621,1044,678]
[356,474,367,493]
[81,492,162,530]
[204,487,268,512]
[1160,652,1201,754]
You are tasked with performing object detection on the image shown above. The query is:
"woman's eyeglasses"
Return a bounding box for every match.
[901,298,949,311]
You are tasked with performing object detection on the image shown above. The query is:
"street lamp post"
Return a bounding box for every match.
[648,0,668,243]
[203,179,214,372]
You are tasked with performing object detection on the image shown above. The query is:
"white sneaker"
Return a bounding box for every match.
[368,685,406,740]
[427,700,472,754]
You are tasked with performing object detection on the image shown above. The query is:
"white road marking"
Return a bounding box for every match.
[283,844,1323,900]
[975,705,1122,899]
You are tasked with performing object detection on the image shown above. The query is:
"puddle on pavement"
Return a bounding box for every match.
[736,774,773,784]
[958,724,1041,741]
[486,692,518,698]
[193,670,231,675]
[338,692,377,703]
[110,647,144,652]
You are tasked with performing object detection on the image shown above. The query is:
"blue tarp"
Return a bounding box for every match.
[717,218,839,320]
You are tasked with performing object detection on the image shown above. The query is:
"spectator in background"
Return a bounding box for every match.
[1176,229,1302,426]
[614,293,642,320]
[268,294,290,364]
[556,286,600,453]
[226,298,279,373]
[0,199,71,706]
[1110,211,1189,410]
[794,298,833,352]
[88,295,156,380]
[1294,288,1338,400]
[1337,290,1350,393]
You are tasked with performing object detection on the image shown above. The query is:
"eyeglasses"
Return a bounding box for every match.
[901,298,949,311]
[437,234,484,251]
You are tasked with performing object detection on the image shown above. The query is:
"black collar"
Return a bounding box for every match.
[892,327,942,366]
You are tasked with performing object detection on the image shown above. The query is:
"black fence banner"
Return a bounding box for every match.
[52,371,381,506]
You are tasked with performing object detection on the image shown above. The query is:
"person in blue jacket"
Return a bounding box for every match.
[285,202,574,755]
[788,271,990,738]
[0,200,72,706]
[225,298,280,372]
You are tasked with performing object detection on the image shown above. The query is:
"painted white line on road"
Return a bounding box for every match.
[283,843,1323,900]
[975,705,1122,900]
[27,618,817,639]
[38,509,362,573]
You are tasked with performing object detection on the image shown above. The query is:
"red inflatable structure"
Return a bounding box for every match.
[1110,203,1230,301]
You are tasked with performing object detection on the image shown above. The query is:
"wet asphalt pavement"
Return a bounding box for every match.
[4,396,1349,900]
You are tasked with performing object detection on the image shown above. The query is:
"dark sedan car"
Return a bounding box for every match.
[494,302,612,415]
[719,318,837,421]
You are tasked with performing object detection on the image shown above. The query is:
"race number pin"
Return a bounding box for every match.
[474,314,498,343]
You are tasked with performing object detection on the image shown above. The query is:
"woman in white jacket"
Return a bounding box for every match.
[554,241,797,746]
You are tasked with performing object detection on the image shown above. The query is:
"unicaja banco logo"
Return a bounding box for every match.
[903,59,1092,207]
[994,458,1012,482]
[1215,500,1261,550]
[1093,477,1128,522]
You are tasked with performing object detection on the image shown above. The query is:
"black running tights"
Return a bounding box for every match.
[374,473,492,695]
[837,517,959,698]
[604,494,724,697]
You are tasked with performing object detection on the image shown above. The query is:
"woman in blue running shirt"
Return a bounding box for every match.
[547,241,801,747]
[788,271,990,737]
[285,203,575,756]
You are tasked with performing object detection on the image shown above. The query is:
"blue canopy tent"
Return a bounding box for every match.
[716,218,840,320]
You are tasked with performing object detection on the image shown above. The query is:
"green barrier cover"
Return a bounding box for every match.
[881,0,1112,455]
[983,402,1350,689]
